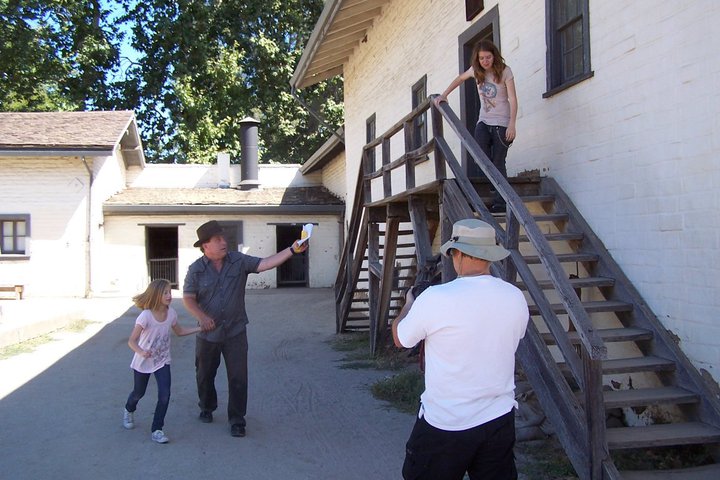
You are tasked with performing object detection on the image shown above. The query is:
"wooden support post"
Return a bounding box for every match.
[408,196,433,268]
[376,214,400,350]
[439,192,456,283]
[368,222,381,354]
[582,347,609,480]
[504,209,520,284]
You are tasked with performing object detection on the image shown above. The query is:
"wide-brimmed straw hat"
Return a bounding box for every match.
[194,220,224,247]
[440,219,510,262]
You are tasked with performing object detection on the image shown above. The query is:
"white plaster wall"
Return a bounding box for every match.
[100,213,341,295]
[91,151,129,294]
[341,0,720,377]
[127,163,323,188]
[321,152,347,201]
[0,157,91,297]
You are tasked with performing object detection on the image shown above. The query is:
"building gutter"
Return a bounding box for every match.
[103,204,345,216]
[81,157,94,298]
[0,149,114,157]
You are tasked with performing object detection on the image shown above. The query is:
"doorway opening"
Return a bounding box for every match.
[146,226,179,288]
[458,5,500,177]
[276,224,308,287]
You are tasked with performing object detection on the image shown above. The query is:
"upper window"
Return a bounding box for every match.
[545,0,593,97]
[411,76,428,150]
[0,215,29,255]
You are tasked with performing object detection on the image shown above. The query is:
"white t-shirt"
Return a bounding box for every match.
[129,308,178,374]
[397,275,528,431]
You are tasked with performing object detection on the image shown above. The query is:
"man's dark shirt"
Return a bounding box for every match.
[183,251,262,342]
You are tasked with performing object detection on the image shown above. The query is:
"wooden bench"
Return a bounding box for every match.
[0,285,24,300]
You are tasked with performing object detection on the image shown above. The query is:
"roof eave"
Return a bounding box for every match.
[290,0,345,90]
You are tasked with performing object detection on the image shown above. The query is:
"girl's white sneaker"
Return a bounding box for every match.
[151,430,169,444]
[123,409,134,429]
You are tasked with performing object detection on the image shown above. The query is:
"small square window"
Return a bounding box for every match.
[0,216,30,255]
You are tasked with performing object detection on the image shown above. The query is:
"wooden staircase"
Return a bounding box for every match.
[333,96,720,478]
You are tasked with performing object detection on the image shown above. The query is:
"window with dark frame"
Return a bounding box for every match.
[545,0,592,96]
[465,0,484,21]
[0,215,29,255]
[366,114,376,170]
[411,75,428,150]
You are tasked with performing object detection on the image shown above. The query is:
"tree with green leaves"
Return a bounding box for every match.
[1,0,343,164]
[0,0,119,111]
[116,0,343,164]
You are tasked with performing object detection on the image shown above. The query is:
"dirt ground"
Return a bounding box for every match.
[0,289,413,479]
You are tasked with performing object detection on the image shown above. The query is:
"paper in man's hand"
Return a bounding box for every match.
[297,223,313,245]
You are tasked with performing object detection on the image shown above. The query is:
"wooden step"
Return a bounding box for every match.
[620,463,720,480]
[523,252,599,264]
[519,232,584,242]
[607,422,720,450]
[602,356,676,375]
[603,387,699,409]
[516,276,615,291]
[342,325,369,332]
[529,300,633,315]
[559,356,676,376]
[532,213,569,222]
[364,254,417,260]
[542,327,653,345]
[520,194,555,203]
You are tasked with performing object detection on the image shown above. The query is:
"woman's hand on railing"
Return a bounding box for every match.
[433,94,447,108]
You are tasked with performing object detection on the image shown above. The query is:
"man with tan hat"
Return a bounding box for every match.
[183,220,307,438]
[392,218,529,480]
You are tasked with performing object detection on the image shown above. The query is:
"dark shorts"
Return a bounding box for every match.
[402,408,517,480]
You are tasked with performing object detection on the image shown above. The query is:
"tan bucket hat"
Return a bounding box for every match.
[440,219,510,261]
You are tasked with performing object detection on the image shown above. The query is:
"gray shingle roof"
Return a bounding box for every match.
[104,186,345,215]
[0,111,136,150]
[0,111,145,167]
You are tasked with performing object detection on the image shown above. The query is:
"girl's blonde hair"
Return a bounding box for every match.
[133,279,171,310]
[471,40,506,86]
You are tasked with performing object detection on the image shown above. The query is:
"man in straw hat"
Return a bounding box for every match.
[392,218,529,480]
[183,220,307,438]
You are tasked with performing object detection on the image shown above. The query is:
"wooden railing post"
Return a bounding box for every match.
[431,103,446,180]
[382,138,392,198]
[404,121,416,190]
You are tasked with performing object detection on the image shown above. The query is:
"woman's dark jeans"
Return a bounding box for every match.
[125,364,171,432]
[474,121,513,209]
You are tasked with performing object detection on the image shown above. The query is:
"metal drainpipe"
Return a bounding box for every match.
[290,86,344,144]
[81,157,93,298]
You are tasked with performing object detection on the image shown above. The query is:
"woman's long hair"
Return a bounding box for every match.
[132,279,171,310]
[471,40,506,85]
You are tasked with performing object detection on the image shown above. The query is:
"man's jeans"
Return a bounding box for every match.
[125,364,171,432]
[196,331,249,426]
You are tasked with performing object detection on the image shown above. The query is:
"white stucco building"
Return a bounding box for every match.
[0,111,345,299]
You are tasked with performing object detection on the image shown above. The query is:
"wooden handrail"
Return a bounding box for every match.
[433,97,607,361]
